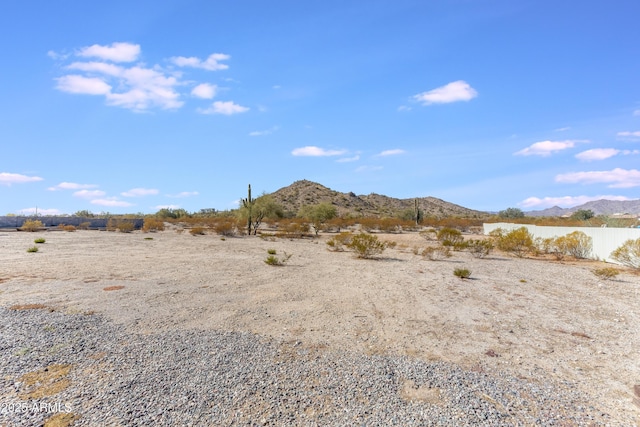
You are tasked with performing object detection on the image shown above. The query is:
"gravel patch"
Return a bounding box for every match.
[0,307,609,426]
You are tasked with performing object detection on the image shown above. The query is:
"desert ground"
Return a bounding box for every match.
[0,227,639,425]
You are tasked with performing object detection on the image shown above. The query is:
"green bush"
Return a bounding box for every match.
[467,239,493,258]
[592,267,620,280]
[34,238,46,244]
[611,238,640,269]
[27,246,39,253]
[437,228,463,247]
[490,227,534,257]
[267,248,277,255]
[453,268,472,279]
[346,233,388,259]
[326,232,353,252]
[264,251,292,266]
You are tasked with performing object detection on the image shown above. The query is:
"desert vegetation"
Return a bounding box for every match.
[346,233,388,259]
[610,238,640,269]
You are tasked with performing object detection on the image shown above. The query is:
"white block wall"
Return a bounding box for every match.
[483,223,640,264]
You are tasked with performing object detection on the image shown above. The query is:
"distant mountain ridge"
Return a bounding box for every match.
[269,180,488,218]
[526,199,640,217]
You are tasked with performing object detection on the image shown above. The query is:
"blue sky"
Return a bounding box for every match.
[2,1,639,215]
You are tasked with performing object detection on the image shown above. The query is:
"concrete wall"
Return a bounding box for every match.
[483,222,640,264]
[0,216,143,230]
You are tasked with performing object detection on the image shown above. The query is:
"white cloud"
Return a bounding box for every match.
[514,140,585,157]
[555,168,640,188]
[413,80,477,105]
[170,53,230,71]
[616,131,640,139]
[155,204,180,210]
[90,198,134,207]
[73,190,106,199]
[554,127,571,132]
[575,148,620,161]
[291,146,347,157]
[336,155,360,163]
[55,75,112,95]
[376,149,405,157]
[0,172,44,186]
[77,42,140,62]
[121,188,159,197]
[167,191,199,198]
[199,101,249,115]
[48,182,98,191]
[191,83,217,99]
[47,50,69,60]
[397,105,412,112]
[19,207,62,216]
[520,195,631,209]
[249,126,279,136]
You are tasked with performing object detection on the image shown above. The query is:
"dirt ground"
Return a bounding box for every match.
[1,228,639,424]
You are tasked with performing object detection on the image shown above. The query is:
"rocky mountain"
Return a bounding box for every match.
[526,199,640,217]
[269,180,488,218]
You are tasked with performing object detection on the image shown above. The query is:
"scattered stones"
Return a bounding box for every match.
[0,307,609,426]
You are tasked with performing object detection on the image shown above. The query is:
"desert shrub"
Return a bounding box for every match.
[326,232,353,252]
[467,239,493,258]
[189,227,206,236]
[276,219,311,239]
[346,233,388,259]
[63,225,76,232]
[562,231,593,259]
[437,228,463,247]
[422,246,452,260]
[34,238,46,244]
[385,240,397,249]
[610,238,640,269]
[498,207,524,218]
[212,218,237,236]
[20,220,43,232]
[77,222,91,230]
[142,218,165,232]
[267,248,277,255]
[592,267,620,280]
[453,267,472,279]
[116,221,134,233]
[27,246,39,253]
[419,228,438,241]
[490,227,534,258]
[264,251,292,266]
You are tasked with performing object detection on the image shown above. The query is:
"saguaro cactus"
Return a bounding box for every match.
[241,184,254,235]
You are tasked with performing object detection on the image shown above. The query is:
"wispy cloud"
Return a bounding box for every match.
[616,131,640,140]
[73,190,106,199]
[575,148,639,161]
[413,80,477,105]
[198,101,249,115]
[48,182,97,191]
[520,194,631,209]
[397,105,412,112]
[90,198,134,207]
[0,172,44,186]
[155,204,180,210]
[555,168,640,188]
[170,53,230,71]
[167,191,199,198]
[554,127,571,132]
[515,140,585,157]
[376,149,405,157]
[291,146,347,157]
[191,83,217,99]
[336,155,360,163]
[77,42,141,62]
[121,188,159,197]
[249,126,279,137]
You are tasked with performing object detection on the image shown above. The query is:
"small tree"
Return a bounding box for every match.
[611,238,640,269]
[239,188,284,235]
[498,207,525,219]
[298,202,337,235]
[570,209,595,221]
